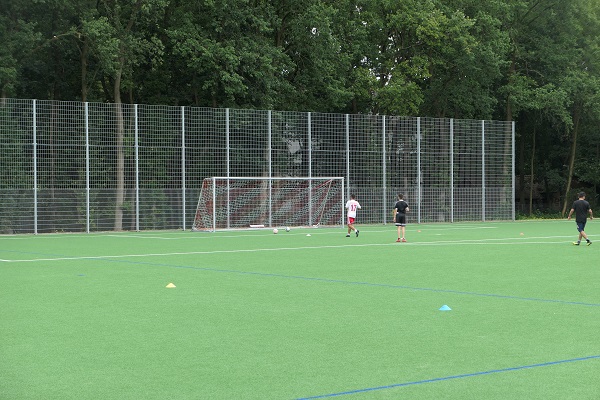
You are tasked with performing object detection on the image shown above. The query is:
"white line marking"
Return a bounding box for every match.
[0,237,579,262]
[0,225,500,241]
[104,234,181,240]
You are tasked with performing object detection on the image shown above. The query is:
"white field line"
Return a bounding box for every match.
[0,225,500,241]
[0,220,578,241]
[0,236,577,263]
[102,226,500,239]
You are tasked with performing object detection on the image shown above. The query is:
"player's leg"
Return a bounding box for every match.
[574,222,588,245]
[400,216,407,241]
[580,222,591,244]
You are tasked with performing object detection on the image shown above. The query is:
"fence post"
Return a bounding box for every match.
[308,112,313,225]
[382,115,387,224]
[85,102,90,233]
[482,120,486,222]
[212,177,217,232]
[226,108,230,176]
[346,114,350,200]
[33,99,38,235]
[226,108,230,229]
[181,106,186,230]
[417,117,421,224]
[134,104,140,231]
[450,118,454,223]
[268,110,272,228]
[512,121,516,221]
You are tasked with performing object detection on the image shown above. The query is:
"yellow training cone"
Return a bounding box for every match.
[166,283,176,288]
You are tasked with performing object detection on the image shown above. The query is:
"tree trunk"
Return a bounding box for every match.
[107,0,144,231]
[506,55,516,214]
[518,129,525,211]
[561,107,580,215]
[528,126,536,214]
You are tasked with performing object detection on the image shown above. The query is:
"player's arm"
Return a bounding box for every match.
[589,208,593,219]
[567,208,574,219]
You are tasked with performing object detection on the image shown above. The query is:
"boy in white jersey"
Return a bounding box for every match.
[345,193,361,237]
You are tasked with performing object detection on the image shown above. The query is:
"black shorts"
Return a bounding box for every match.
[395,214,406,226]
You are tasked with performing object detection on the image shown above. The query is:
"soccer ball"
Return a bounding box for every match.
[285,227,291,232]
[273,228,278,234]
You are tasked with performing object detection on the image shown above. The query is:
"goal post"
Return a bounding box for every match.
[192,177,345,231]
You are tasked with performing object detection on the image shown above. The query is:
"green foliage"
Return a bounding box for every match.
[516,210,563,220]
[0,9,42,96]
[3,0,600,212]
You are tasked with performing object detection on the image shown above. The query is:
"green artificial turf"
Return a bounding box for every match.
[1,220,599,399]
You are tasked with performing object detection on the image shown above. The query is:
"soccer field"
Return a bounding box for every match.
[1,220,599,399]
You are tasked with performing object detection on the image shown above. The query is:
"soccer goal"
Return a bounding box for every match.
[192,177,345,231]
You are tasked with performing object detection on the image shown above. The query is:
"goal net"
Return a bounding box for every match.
[192,177,345,231]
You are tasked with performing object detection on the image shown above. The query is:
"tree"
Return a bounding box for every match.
[165,0,291,109]
[270,0,353,111]
[421,0,510,119]
[495,0,595,213]
[83,0,167,230]
[559,0,600,213]
[0,1,41,100]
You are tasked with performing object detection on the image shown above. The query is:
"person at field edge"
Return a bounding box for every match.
[345,194,361,237]
[567,191,593,246]
[393,193,410,242]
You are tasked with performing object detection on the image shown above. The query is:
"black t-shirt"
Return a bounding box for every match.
[572,199,590,223]
[394,200,409,214]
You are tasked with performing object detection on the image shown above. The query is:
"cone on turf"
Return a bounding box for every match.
[166,283,176,288]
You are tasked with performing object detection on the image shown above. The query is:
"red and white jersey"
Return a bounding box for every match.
[345,199,361,218]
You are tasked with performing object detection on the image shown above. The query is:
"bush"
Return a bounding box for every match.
[516,209,563,220]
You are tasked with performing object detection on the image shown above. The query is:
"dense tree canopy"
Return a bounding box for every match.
[1,0,600,213]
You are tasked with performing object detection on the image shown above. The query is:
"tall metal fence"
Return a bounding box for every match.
[0,98,514,234]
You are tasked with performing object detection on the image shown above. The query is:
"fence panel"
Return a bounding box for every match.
[0,98,514,233]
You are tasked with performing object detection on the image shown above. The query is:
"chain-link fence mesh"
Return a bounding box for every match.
[0,99,514,233]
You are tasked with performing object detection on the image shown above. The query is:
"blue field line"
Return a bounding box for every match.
[99,258,600,307]
[295,354,600,399]
[53,253,600,307]
[3,247,600,307]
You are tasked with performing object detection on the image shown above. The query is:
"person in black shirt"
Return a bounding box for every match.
[393,194,410,242]
[567,191,593,246]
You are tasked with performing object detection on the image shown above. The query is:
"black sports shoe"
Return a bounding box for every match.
[572,242,580,245]
[587,241,592,246]
[355,230,359,237]
[346,234,350,237]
